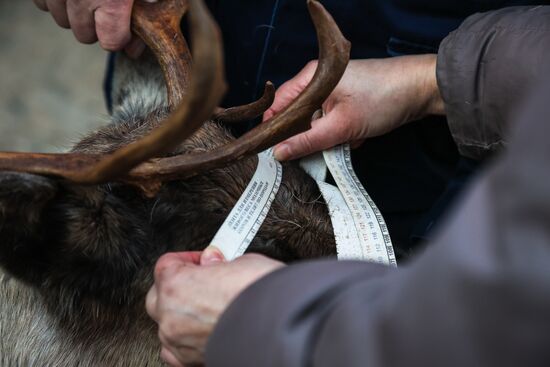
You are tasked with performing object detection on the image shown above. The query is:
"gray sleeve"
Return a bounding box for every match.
[205,79,550,367]
[437,6,550,160]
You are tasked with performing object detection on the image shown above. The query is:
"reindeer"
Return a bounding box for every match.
[0,0,350,365]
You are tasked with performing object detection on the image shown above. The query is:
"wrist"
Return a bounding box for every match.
[419,54,445,116]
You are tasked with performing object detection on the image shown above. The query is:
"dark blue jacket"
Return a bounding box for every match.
[210,0,543,104]
[205,0,547,258]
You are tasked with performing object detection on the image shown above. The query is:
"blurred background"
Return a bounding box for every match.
[0,0,107,152]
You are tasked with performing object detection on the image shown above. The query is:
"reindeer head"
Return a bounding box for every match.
[0,0,350,308]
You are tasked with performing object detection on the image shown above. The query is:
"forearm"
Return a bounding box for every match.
[421,55,445,116]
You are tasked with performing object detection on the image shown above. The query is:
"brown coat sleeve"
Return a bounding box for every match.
[437,6,550,160]
[205,79,550,367]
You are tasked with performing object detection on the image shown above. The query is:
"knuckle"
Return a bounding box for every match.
[159,322,181,345]
[299,133,315,154]
[334,116,354,142]
[50,13,71,29]
[74,30,98,44]
[154,254,174,280]
[95,6,132,50]
[105,0,134,8]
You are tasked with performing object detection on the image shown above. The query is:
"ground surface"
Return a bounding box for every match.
[0,0,107,152]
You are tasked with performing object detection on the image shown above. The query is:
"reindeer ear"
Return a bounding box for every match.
[0,172,59,283]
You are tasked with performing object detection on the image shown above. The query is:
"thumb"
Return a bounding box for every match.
[200,246,226,266]
[273,112,348,161]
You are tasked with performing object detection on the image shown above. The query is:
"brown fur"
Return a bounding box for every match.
[0,51,336,365]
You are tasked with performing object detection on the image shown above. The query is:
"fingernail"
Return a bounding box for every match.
[201,246,225,265]
[274,144,290,161]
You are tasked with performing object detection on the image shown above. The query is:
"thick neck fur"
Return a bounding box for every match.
[0,52,335,366]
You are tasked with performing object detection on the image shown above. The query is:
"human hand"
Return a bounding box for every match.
[146,248,284,366]
[32,0,151,57]
[264,55,445,161]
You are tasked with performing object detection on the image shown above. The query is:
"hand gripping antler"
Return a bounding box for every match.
[127,0,351,182]
[0,0,350,193]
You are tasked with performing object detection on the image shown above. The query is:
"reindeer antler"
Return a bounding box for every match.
[0,0,225,186]
[127,0,351,182]
[132,0,192,108]
[0,0,350,194]
[213,82,276,123]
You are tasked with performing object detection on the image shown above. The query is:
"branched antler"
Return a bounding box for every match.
[0,0,350,196]
[0,0,225,187]
[213,82,276,123]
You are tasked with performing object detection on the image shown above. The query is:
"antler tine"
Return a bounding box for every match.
[0,0,226,186]
[213,82,276,123]
[129,0,351,182]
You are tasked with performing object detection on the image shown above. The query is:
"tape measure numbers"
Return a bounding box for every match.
[323,144,397,266]
[209,150,282,261]
[210,144,396,267]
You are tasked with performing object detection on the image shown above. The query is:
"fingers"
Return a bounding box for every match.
[160,348,184,367]
[46,0,70,28]
[38,0,136,51]
[66,0,97,44]
[147,252,201,322]
[33,0,49,11]
[274,111,351,161]
[263,60,318,122]
[200,246,225,266]
[155,252,201,279]
[94,0,135,51]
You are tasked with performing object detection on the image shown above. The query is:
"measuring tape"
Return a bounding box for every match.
[210,144,396,267]
[323,144,396,266]
[316,181,363,260]
[209,149,282,260]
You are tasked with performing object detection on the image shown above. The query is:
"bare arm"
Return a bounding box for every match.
[265,54,444,161]
[269,6,550,162]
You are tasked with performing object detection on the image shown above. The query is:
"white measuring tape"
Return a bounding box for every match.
[210,145,396,266]
[323,145,396,266]
[209,149,282,260]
